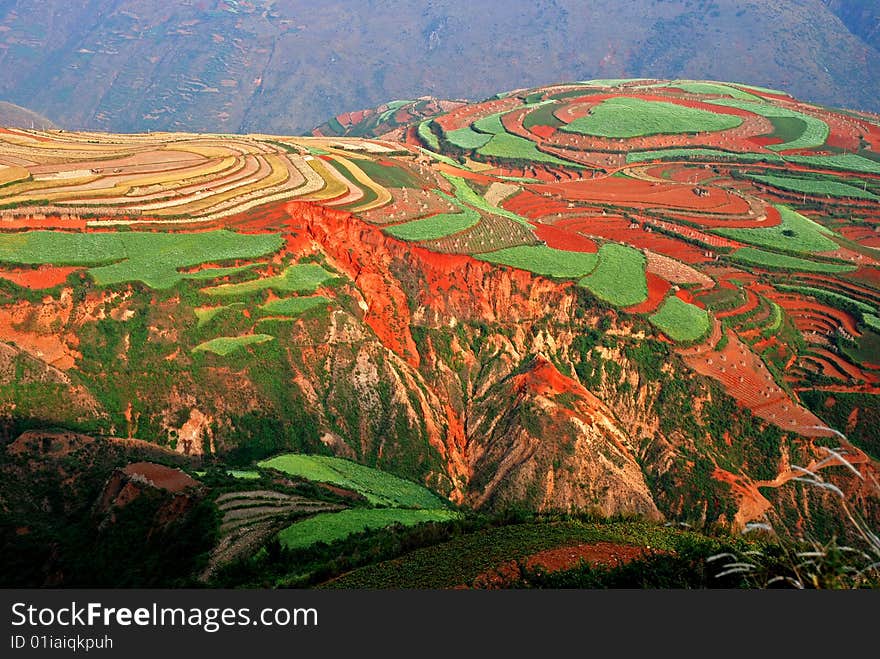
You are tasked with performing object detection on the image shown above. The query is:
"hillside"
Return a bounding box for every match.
[0,1,878,134]
[0,101,55,130]
[1,79,879,586]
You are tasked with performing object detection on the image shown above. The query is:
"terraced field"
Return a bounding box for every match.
[1,80,879,557]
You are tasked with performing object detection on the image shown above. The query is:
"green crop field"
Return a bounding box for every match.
[730,247,856,273]
[787,154,880,175]
[384,192,480,241]
[476,245,598,278]
[277,508,459,550]
[626,148,783,165]
[351,158,419,189]
[195,303,245,327]
[417,121,441,150]
[662,81,761,101]
[522,102,565,130]
[649,296,711,342]
[204,263,337,297]
[445,126,492,149]
[579,243,648,306]
[259,295,331,316]
[775,285,876,315]
[707,99,829,151]
[714,205,839,254]
[258,454,448,508]
[471,109,577,167]
[560,97,741,138]
[192,334,274,356]
[0,230,282,289]
[625,149,880,174]
[745,173,878,201]
[444,174,533,227]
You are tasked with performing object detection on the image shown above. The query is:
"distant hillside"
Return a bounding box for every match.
[0,0,878,135]
[823,0,880,51]
[0,101,56,129]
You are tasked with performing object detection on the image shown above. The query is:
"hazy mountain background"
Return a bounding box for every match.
[0,0,877,134]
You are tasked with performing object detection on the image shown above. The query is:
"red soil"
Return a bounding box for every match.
[529,124,557,140]
[121,462,199,492]
[469,541,657,588]
[624,272,671,313]
[681,328,833,437]
[531,221,598,252]
[533,177,752,214]
[0,265,81,289]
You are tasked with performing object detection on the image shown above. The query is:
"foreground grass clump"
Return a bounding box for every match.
[579,243,647,306]
[204,263,336,297]
[476,245,598,278]
[649,296,710,342]
[277,509,459,550]
[258,454,448,508]
[561,97,741,138]
[192,334,274,356]
[0,230,282,289]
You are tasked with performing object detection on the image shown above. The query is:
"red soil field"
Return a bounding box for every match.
[554,215,708,263]
[468,541,656,588]
[533,177,752,214]
[528,124,557,140]
[624,272,670,313]
[0,265,81,289]
[680,328,833,437]
[531,221,597,252]
[121,462,199,492]
[0,214,89,230]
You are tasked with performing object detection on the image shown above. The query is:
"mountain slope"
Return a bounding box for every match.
[0,0,877,134]
[0,101,56,129]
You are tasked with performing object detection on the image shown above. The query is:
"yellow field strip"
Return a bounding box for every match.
[327,155,393,212]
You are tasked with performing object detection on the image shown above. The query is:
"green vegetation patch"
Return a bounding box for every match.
[730,247,856,273]
[259,295,331,316]
[278,508,459,550]
[561,97,741,138]
[204,263,337,297]
[649,296,710,342]
[351,158,419,188]
[194,303,245,328]
[0,230,282,289]
[323,520,729,589]
[470,108,577,167]
[476,245,598,278]
[745,173,878,201]
[443,173,532,228]
[258,454,448,508]
[662,81,761,101]
[417,121,441,150]
[192,334,274,356]
[626,149,880,174]
[707,99,829,151]
[714,205,839,254]
[579,243,648,306]
[384,190,479,241]
[445,126,492,150]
